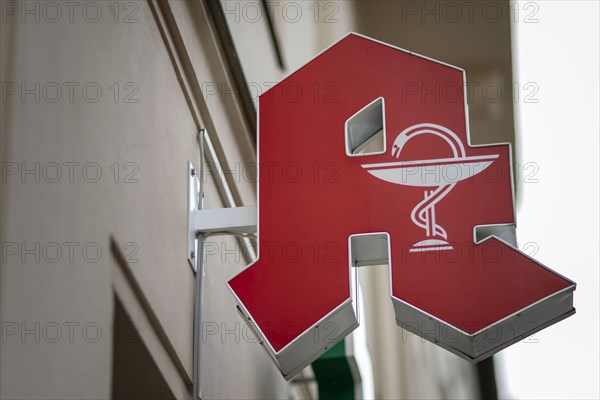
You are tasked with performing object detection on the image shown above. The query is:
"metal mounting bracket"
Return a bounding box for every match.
[188,162,257,272]
[188,162,201,271]
[189,157,258,400]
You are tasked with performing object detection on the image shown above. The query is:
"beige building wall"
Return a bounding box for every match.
[1,1,283,398]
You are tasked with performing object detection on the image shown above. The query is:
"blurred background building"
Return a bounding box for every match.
[1,1,597,399]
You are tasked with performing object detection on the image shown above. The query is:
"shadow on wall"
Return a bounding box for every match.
[112,296,175,400]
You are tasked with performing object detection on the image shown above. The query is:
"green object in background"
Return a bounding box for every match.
[311,341,356,400]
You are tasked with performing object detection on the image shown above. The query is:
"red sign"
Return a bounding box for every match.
[228,33,575,379]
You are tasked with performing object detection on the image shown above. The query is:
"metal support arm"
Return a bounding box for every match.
[188,162,257,271]
[191,206,257,234]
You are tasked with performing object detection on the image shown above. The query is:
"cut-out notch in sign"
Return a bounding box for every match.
[228,33,575,380]
[345,97,386,156]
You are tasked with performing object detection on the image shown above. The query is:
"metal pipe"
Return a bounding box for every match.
[192,235,206,400]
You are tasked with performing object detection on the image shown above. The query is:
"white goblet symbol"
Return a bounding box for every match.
[362,123,499,252]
